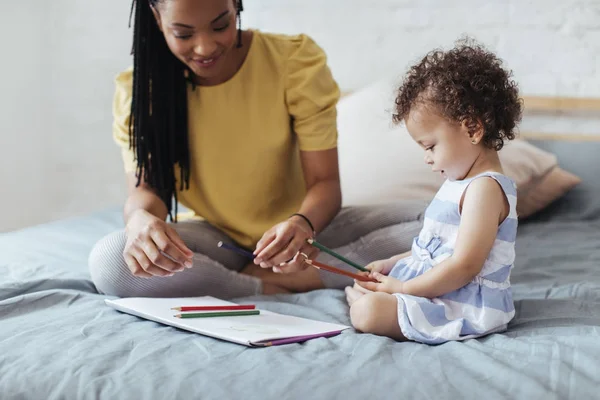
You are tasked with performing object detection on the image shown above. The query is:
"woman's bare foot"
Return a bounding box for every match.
[240,262,324,293]
[261,282,292,295]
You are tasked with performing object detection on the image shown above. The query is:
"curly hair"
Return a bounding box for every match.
[393,38,523,151]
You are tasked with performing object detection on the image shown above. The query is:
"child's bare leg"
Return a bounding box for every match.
[349,292,407,341]
[345,282,372,306]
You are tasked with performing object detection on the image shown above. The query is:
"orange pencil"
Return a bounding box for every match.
[306,259,378,283]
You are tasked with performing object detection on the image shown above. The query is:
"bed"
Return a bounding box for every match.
[1,135,599,399]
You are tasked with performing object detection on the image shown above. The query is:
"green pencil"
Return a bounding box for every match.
[306,238,368,272]
[174,310,260,319]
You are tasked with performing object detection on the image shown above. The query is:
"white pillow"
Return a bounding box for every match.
[337,78,559,213]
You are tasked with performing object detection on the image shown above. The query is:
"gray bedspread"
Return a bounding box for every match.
[1,140,599,400]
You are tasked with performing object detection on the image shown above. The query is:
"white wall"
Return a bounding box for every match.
[1,0,131,232]
[1,0,598,232]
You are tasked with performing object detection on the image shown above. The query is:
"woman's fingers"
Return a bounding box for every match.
[152,229,193,269]
[123,211,193,278]
[128,246,173,277]
[124,253,153,278]
[141,237,184,273]
[254,231,294,267]
[269,234,307,267]
[254,217,315,269]
[274,242,317,273]
[253,232,276,258]
[165,227,194,259]
[274,251,309,273]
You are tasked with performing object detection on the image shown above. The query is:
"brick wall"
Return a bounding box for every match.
[244,0,600,96]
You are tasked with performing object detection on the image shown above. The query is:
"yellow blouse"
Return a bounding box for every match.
[112,31,340,247]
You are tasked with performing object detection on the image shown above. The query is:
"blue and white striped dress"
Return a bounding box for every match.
[389,172,517,344]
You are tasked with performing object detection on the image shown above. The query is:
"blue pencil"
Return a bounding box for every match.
[217,241,255,259]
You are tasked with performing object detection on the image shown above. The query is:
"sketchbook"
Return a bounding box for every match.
[105,296,350,347]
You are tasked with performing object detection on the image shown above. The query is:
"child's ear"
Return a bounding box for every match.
[462,118,484,145]
[150,5,164,32]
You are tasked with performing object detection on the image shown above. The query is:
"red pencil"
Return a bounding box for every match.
[171,305,256,312]
[307,260,378,283]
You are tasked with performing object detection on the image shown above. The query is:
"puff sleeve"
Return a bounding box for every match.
[112,67,137,173]
[285,35,340,151]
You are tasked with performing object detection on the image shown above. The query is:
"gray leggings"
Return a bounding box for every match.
[89,201,426,299]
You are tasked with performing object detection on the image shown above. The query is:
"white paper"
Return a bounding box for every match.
[105,296,349,347]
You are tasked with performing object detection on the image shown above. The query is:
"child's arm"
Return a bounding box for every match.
[358,178,508,297]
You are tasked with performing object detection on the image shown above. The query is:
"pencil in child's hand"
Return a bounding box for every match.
[174,310,261,318]
[306,238,368,272]
[306,259,377,283]
[171,305,256,312]
[217,241,255,259]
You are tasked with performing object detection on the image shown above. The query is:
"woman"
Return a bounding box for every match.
[89,0,426,298]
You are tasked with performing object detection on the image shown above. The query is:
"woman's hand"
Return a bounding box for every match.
[123,209,194,278]
[253,216,318,273]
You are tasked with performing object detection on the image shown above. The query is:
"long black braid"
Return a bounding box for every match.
[128,0,243,221]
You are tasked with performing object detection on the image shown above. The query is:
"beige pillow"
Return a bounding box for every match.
[516,167,582,217]
[337,78,574,217]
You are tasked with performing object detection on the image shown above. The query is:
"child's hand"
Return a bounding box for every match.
[355,272,404,295]
[365,258,395,276]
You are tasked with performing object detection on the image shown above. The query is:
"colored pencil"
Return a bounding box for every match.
[305,259,378,283]
[306,238,368,272]
[171,305,256,312]
[174,310,261,319]
[217,241,255,259]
